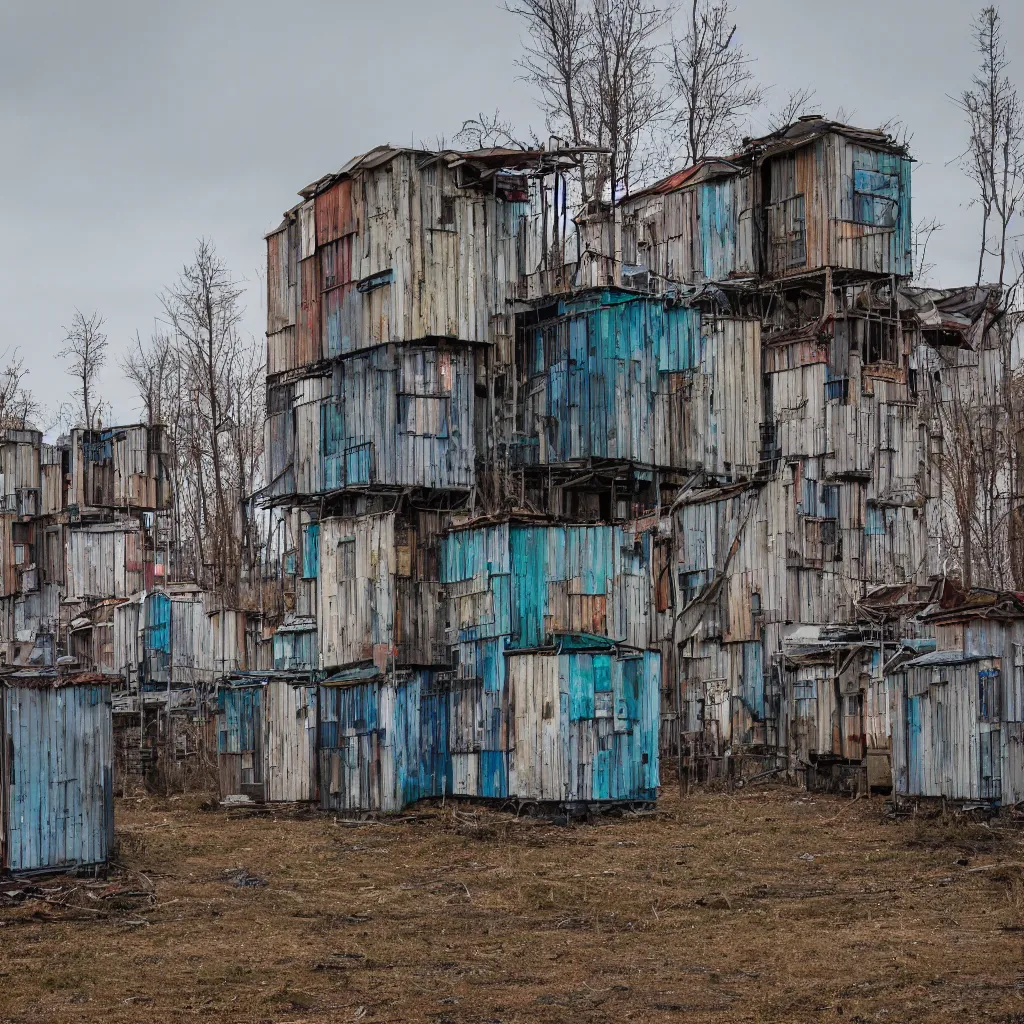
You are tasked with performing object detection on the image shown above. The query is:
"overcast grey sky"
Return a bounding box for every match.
[0,0,1018,426]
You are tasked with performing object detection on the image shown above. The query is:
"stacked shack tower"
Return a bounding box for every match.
[255,145,664,808]
[614,119,939,786]
[252,117,1001,807]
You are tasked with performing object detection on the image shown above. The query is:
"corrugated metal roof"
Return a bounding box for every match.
[905,650,985,667]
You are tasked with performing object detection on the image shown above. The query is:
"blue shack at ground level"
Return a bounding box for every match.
[217,648,662,813]
[315,646,661,812]
[1,674,114,874]
[218,674,317,803]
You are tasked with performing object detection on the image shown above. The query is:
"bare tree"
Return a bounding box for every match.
[589,0,668,279]
[911,217,944,283]
[764,86,817,133]
[121,329,175,428]
[507,0,596,200]
[507,0,666,200]
[927,270,1024,591]
[58,309,109,432]
[157,240,264,599]
[668,0,765,165]
[955,6,1024,289]
[589,0,668,197]
[0,349,39,430]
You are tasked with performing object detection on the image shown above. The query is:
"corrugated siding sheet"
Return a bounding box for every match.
[273,627,318,671]
[40,443,62,515]
[831,137,913,278]
[270,153,545,375]
[511,524,652,650]
[520,295,700,469]
[297,257,322,367]
[2,683,113,872]
[442,522,653,651]
[293,375,330,496]
[764,141,823,277]
[265,681,317,802]
[764,137,912,279]
[318,673,424,813]
[444,638,509,799]
[264,379,296,499]
[267,221,297,333]
[218,684,264,799]
[113,597,143,683]
[507,650,660,802]
[65,526,144,601]
[655,316,762,475]
[320,344,474,493]
[699,180,737,280]
[315,179,356,246]
[442,523,512,642]
[65,427,167,511]
[0,436,41,520]
[317,510,448,672]
[620,172,752,285]
[318,514,395,670]
[141,593,244,687]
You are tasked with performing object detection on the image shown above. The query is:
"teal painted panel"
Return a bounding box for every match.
[4,684,113,872]
[525,295,700,467]
[480,751,508,798]
[594,748,612,800]
[569,655,595,720]
[700,180,737,280]
[302,523,320,579]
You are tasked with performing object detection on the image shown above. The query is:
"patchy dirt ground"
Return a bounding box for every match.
[1,788,1023,1023]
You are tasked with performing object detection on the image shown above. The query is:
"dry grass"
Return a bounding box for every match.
[2,788,1024,1023]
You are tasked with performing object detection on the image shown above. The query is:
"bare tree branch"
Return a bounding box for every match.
[455,110,531,150]
[0,349,39,431]
[953,6,1024,289]
[58,309,108,432]
[764,86,817,133]
[912,216,944,284]
[146,240,265,599]
[507,0,596,199]
[668,0,765,165]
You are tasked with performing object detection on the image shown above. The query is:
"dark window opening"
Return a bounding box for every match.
[863,318,899,365]
[439,196,456,231]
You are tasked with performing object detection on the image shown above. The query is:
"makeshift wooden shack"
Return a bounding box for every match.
[0,673,114,874]
[888,591,1024,805]
[217,674,317,803]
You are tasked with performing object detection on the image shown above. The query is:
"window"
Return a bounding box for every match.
[439,196,456,231]
[768,194,806,269]
[865,505,886,536]
[979,669,1001,723]
[338,538,356,580]
[824,377,850,402]
[853,168,899,227]
[820,518,838,550]
[678,569,710,605]
[863,318,899,365]
[803,517,838,567]
[302,523,320,580]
